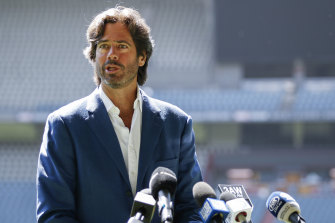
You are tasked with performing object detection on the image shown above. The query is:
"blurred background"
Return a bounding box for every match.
[1,0,335,222]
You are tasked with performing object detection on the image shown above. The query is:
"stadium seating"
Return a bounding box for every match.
[1,0,335,222]
[0,144,39,223]
[1,0,335,123]
[0,182,36,223]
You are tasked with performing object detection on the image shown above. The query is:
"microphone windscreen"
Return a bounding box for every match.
[219,191,236,202]
[192,181,217,207]
[149,167,177,200]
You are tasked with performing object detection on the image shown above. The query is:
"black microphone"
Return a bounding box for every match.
[149,167,177,223]
[193,181,217,208]
[128,188,156,223]
[192,181,229,223]
[266,191,306,223]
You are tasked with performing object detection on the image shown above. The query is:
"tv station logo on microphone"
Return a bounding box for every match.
[200,201,212,221]
[268,196,281,213]
[218,185,244,198]
[217,184,253,208]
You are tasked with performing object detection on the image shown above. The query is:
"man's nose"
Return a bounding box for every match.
[107,47,119,61]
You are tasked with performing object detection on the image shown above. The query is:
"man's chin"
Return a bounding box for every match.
[101,73,137,89]
[102,79,133,89]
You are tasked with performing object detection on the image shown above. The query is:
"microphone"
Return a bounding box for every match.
[217,184,253,209]
[266,191,306,223]
[128,188,156,223]
[149,167,177,223]
[193,181,229,223]
[219,192,252,223]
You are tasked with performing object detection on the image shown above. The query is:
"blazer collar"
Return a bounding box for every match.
[86,88,159,113]
[136,89,163,191]
[85,88,130,188]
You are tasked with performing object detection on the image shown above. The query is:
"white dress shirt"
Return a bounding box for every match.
[99,86,142,195]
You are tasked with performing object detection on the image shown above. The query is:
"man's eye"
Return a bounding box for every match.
[99,44,109,49]
[119,44,128,49]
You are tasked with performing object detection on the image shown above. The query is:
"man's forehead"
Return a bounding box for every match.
[99,23,134,43]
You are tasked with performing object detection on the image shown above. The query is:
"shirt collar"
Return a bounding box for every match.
[99,85,142,116]
[134,86,143,113]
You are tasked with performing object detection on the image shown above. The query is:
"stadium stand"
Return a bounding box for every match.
[1,0,335,222]
[294,79,335,111]
[0,182,36,223]
[0,144,38,222]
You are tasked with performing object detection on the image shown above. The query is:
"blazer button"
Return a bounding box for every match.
[126,190,133,197]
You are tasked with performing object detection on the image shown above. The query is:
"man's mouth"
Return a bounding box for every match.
[105,65,120,73]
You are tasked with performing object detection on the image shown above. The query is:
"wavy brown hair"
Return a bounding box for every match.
[83,6,154,86]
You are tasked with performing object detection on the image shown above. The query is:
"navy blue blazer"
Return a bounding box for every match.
[36,88,203,223]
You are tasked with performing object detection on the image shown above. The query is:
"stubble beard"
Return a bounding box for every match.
[96,59,139,89]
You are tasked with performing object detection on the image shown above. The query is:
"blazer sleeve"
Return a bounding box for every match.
[36,113,79,223]
[173,115,203,222]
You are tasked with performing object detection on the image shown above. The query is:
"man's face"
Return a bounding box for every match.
[95,22,146,89]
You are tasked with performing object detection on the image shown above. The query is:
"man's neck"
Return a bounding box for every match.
[101,82,137,129]
[101,82,137,112]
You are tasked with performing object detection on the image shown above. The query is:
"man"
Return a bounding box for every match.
[36,6,203,223]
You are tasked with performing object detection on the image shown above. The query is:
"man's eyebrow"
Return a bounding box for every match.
[96,40,109,45]
[115,40,132,46]
[96,40,132,46]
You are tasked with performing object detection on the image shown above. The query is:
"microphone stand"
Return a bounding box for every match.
[289,212,306,223]
[158,190,173,223]
[127,212,144,223]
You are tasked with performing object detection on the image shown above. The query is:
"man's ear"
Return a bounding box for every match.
[138,52,147,67]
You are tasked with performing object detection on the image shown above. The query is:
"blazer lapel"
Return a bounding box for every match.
[136,90,163,191]
[85,89,131,189]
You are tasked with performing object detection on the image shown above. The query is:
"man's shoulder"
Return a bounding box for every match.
[48,95,90,121]
[144,93,189,120]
